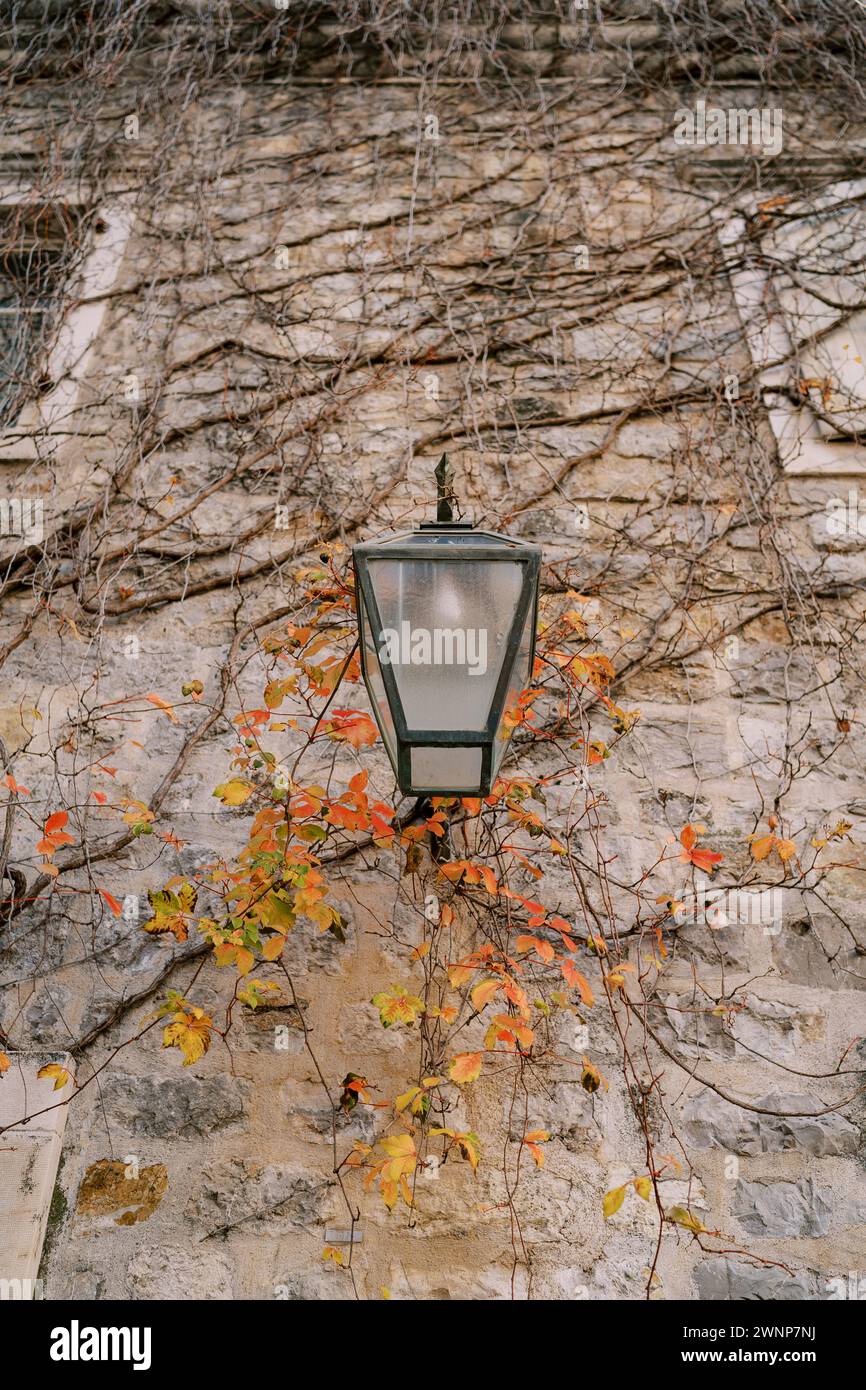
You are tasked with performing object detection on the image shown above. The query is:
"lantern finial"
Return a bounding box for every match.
[435,453,457,523]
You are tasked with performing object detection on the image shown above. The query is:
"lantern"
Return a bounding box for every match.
[352,459,541,797]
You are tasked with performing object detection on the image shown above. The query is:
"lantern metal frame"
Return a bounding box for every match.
[353,519,541,797]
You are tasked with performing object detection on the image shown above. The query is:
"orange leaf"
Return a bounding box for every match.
[470,978,501,1011]
[99,888,123,917]
[147,693,179,724]
[449,1052,483,1084]
[560,958,594,1005]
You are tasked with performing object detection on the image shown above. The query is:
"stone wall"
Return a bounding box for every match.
[1,2,865,1301]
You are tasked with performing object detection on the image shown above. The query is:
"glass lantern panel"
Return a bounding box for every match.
[366,557,524,732]
[410,745,483,792]
[359,592,398,769]
[492,596,536,776]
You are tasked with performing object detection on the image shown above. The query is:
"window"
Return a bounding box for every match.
[0,206,74,426]
[0,196,133,459]
[719,178,866,475]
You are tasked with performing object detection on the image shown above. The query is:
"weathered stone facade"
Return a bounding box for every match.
[1,2,865,1301]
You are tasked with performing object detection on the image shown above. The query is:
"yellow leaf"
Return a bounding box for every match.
[162,1008,213,1066]
[213,778,255,806]
[667,1204,706,1234]
[37,1062,72,1091]
[470,978,501,1011]
[371,987,424,1028]
[0,1051,9,1076]
[235,946,254,976]
[380,1133,416,1160]
[457,1132,481,1172]
[448,964,475,989]
[634,1175,652,1201]
[603,1184,627,1219]
[776,837,796,863]
[395,1086,421,1113]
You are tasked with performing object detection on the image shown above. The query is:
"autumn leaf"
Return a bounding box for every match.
[811,820,852,850]
[37,1062,74,1091]
[634,1175,652,1201]
[449,1052,483,1084]
[145,882,198,942]
[371,986,425,1028]
[522,1130,550,1168]
[0,1051,10,1076]
[439,859,499,895]
[749,831,797,864]
[431,1127,482,1172]
[213,942,255,976]
[667,1204,706,1234]
[146,692,179,724]
[581,1060,603,1092]
[36,810,75,857]
[213,778,255,806]
[678,823,723,874]
[560,958,595,1005]
[3,773,29,795]
[470,977,501,1011]
[380,1132,416,1160]
[456,1131,481,1172]
[448,962,475,989]
[237,979,280,1009]
[603,1184,627,1218]
[486,1014,534,1051]
[120,799,155,836]
[516,934,555,963]
[374,1132,417,1209]
[340,1073,372,1112]
[162,1005,213,1066]
[395,1085,423,1114]
[99,888,123,918]
[323,709,378,748]
[394,1078,440,1118]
